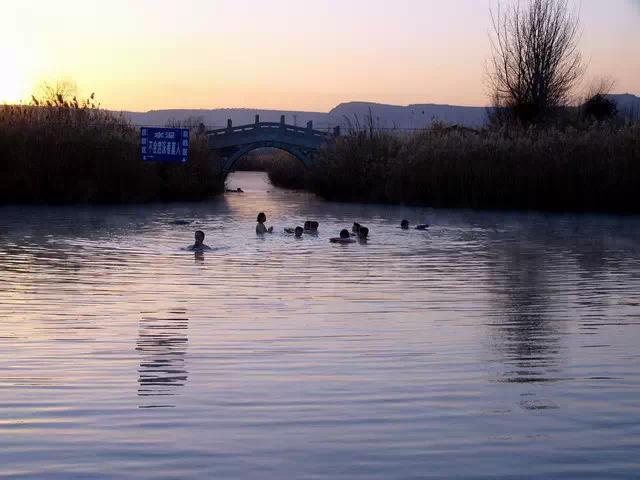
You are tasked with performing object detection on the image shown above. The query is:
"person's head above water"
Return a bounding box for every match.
[401,219,409,230]
[194,230,205,246]
[304,220,319,231]
[359,226,369,238]
[257,212,267,223]
[340,229,350,239]
[295,226,304,238]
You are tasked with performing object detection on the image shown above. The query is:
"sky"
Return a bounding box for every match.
[1,0,639,111]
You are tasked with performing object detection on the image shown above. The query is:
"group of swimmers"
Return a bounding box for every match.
[256,212,370,244]
[329,222,369,244]
[284,221,318,238]
[188,213,429,251]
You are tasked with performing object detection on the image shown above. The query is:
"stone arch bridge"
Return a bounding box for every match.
[207,115,340,173]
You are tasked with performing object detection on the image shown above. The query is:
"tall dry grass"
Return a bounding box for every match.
[307,122,640,212]
[0,95,223,204]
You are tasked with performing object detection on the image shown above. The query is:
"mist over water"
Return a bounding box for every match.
[1,172,639,479]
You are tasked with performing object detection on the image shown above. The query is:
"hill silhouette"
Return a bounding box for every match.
[120,94,639,130]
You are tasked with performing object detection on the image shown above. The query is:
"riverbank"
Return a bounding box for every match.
[270,122,640,213]
[0,102,224,204]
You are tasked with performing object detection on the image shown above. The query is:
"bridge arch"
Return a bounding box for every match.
[207,116,339,174]
[221,141,314,173]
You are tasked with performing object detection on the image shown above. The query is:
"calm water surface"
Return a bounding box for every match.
[1,172,640,479]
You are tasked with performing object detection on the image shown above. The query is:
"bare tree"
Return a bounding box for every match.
[488,0,584,123]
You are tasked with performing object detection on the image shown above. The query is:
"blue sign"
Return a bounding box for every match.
[140,127,189,163]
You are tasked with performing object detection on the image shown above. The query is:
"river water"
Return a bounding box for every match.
[1,171,639,479]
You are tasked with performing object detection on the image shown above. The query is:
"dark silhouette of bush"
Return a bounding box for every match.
[583,94,618,121]
[226,148,306,189]
[266,151,306,189]
[306,122,640,213]
[0,94,223,204]
[233,149,275,171]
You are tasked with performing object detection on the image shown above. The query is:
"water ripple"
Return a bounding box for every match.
[1,172,640,479]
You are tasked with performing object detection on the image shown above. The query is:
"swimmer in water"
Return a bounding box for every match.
[189,230,211,251]
[284,226,304,237]
[400,219,410,230]
[415,224,429,230]
[351,222,361,236]
[256,212,274,234]
[330,229,356,244]
[358,226,369,241]
[304,221,319,233]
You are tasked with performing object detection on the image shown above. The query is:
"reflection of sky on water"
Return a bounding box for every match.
[1,172,640,479]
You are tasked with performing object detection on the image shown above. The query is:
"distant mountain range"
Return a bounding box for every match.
[120,93,640,131]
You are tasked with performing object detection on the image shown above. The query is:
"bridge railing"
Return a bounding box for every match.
[206,118,337,139]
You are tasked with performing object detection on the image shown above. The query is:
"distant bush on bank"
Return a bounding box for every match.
[225,148,306,189]
[306,122,640,213]
[0,95,223,204]
[233,150,273,171]
[266,151,306,189]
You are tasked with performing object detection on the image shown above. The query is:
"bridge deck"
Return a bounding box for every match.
[206,118,339,171]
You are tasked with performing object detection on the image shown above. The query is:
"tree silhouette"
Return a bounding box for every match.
[488,0,584,123]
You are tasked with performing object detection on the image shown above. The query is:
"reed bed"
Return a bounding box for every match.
[0,100,223,204]
[306,122,640,213]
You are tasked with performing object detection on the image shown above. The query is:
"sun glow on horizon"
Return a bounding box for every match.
[0,47,31,104]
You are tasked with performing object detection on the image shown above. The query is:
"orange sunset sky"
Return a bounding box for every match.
[2,0,639,111]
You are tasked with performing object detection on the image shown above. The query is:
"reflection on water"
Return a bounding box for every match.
[488,241,562,385]
[1,172,640,479]
[136,311,189,408]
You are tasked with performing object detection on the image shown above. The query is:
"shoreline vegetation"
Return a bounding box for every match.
[0,93,224,204]
[279,120,638,213]
[235,150,305,190]
[240,151,306,190]
[3,96,638,213]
